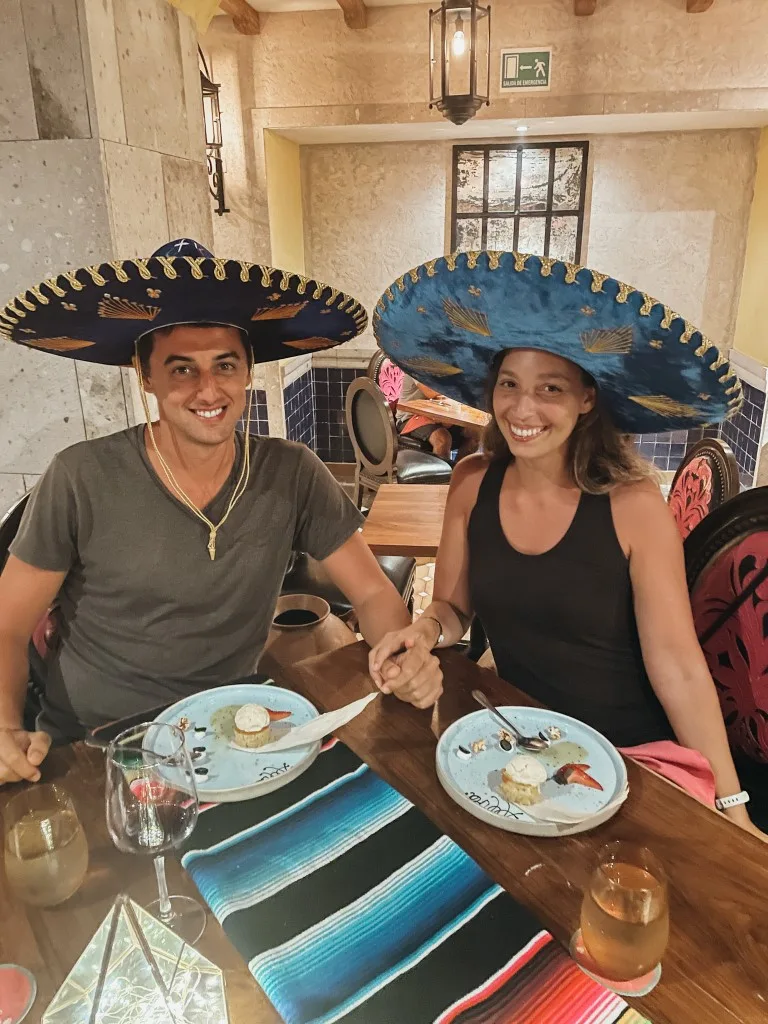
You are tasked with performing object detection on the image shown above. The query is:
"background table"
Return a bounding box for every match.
[0,742,281,1023]
[361,483,448,556]
[397,397,490,433]
[289,642,768,1024]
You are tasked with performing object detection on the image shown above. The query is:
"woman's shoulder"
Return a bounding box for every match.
[447,453,494,509]
[609,478,677,547]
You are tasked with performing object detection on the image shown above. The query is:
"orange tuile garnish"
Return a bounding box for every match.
[554,763,603,791]
[267,709,292,721]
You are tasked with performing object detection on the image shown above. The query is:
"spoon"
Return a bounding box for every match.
[471,690,549,752]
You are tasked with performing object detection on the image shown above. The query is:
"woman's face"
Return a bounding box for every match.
[492,349,595,459]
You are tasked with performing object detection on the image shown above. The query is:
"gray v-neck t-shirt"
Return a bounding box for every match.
[11,427,363,738]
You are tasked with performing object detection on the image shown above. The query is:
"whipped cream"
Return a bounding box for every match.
[502,754,547,787]
[234,703,270,732]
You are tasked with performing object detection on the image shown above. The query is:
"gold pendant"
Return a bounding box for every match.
[207,529,216,561]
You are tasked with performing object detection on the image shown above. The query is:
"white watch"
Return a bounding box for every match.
[715,790,750,811]
[422,615,445,648]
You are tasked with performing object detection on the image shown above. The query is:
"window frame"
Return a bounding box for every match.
[450,141,589,260]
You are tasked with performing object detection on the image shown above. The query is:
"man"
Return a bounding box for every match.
[397,374,479,462]
[0,240,442,784]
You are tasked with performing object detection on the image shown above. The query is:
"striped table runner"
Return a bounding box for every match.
[182,740,651,1024]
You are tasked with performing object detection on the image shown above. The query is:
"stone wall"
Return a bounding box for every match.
[0,0,213,509]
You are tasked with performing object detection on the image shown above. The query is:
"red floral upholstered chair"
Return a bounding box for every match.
[686,488,768,763]
[668,438,740,540]
[366,348,431,455]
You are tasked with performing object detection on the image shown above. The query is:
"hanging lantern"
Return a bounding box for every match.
[199,48,229,216]
[429,0,491,126]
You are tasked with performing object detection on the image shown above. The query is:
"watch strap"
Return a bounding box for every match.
[715,790,750,811]
[421,614,445,648]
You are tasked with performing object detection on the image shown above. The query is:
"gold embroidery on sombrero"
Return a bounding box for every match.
[325,288,340,306]
[98,297,160,320]
[615,282,635,304]
[28,285,49,305]
[385,287,395,301]
[259,266,274,288]
[268,293,281,302]
[147,288,161,299]
[659,306,678,330]
[281,272,293,290]
[212,258,228,281]
[62,302,77,311]
[6,301,26,318]
[465,252,480,270]
[295,275,310,295]
[417,306,426,314]
[108,261,130,283]
[539,257,556,277]
[251,302,308,321]
[694,338,713,358]
[84,266,107,286]
[629,395,700,418]
[282,337,338,350]
[513,253,530,272]
[17,294,35,312]
[445,254,458,272]
[487,252,502,270]
[563,262,582,284]
[679,322,696,344]
[698,393,711,401]
[443,298,491,337]
[395,275,407,292]
[0,310,18,327]
[590,271,608,294]
[44,277,66,298]
[402,357,463,377]
[710,352,729,373]
[376,298,386,312]
[180,257,202,280]
[20,328,36,334]
[62,271,84,292]
[469,286,482,296]
[649,339,663,350]
[424,259,439,277]
[581,305,595,316]
[131,258,152,280]
[239,261,255,283]
[372,309,381,322]
[409,268,420,284]
[639,294,655,316]
[313,283,328,301]
[725,383,741,395]
[341,330,353,337]
[23,337,96,352]
[581,327,634,354]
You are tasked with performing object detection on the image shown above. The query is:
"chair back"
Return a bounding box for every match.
[0,492,29,571]
[685,487,768,763]
[345,376,398,478]
[367,349,404,407]
[668,438,739,539]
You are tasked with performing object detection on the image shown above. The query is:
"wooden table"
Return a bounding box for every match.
[0,743,281,1023]
[289,642,768,1024]
[398,396,490,432]
[361,483,448,556]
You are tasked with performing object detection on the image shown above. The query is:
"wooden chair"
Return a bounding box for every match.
[345,376,452,508]
[668,438,740,539]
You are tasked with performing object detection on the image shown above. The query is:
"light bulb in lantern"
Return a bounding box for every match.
[451,14,465,57]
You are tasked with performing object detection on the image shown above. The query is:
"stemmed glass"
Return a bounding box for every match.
[105,722,206,944]
[571,840,669,996]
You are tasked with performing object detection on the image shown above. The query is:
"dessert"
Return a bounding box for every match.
[499,754,548,806]
[232,704,272,748]
[554,763,603,791]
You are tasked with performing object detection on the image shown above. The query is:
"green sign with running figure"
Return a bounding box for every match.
[500,49,552,91]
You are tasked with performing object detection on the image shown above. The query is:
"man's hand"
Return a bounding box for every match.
[369,623,443,710]
[0,728,51,784]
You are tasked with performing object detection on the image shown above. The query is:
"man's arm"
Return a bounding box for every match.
[0,556,66,782]
[320,533,443,709]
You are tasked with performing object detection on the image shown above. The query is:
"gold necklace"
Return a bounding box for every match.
[133,355,254,560]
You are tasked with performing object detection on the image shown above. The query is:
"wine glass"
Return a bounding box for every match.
[3,783,88,906]
[105,722,206,944]
[571,840,669,996]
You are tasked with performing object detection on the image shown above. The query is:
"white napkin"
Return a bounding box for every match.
[228,692,379,754]
[521,784,630,825]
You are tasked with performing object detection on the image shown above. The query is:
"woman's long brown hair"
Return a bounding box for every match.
[481,349,658,494]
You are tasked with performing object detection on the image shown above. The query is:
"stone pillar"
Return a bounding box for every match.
[0,0,214,507]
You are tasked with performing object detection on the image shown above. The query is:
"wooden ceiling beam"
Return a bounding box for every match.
[336,0,367,29]
[574,0,597,14]
[687,0,714,11]
[219,0,261,34]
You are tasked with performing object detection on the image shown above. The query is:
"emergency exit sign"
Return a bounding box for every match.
[500,49,552,91]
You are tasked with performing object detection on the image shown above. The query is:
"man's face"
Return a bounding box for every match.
[144,325,250,447]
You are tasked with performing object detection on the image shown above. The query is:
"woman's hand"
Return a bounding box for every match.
[368,618,443,709]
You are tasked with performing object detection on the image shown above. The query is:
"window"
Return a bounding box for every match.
[450,142,588,262]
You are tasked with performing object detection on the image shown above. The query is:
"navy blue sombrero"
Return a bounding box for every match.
[0,239,367,366]
[373,251,742,435]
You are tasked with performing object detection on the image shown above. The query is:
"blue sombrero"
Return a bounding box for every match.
[373,251,742,434]
[0,239,367,366]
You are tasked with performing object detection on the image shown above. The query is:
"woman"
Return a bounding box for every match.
[368,250,758,836]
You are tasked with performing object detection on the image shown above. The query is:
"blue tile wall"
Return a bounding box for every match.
[284,370,315,448]
[314,367,367,463]
[239,389,269,436]
[720,380,765,487]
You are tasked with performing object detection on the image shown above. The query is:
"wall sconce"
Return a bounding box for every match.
[199,48,229,217]
[429,0,491,126]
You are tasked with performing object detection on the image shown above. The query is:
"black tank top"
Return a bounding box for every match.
[468,458,674,747]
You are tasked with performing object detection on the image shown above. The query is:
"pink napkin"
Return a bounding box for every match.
[618,740,716,806]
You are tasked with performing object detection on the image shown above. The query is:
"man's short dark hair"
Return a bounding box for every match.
[135,323,247,377]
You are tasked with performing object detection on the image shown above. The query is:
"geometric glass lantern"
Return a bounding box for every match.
[429,0,491,126]
[199,47,230,217]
